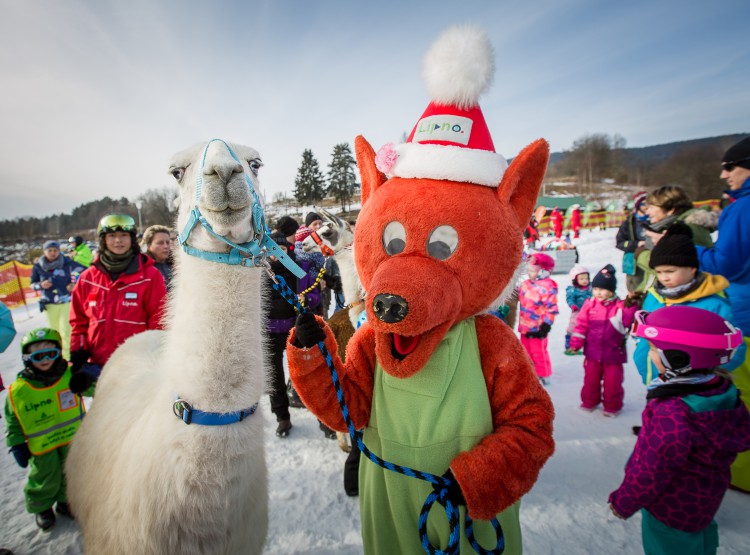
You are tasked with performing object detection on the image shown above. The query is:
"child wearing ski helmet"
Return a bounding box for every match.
[518,252,559,385]
[633,222,746,384]
[564,264,592,354]
[609,306,750,555]
[569,264,639,416]
[4,328,93,531]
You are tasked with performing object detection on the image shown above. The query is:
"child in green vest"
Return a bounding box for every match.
[4,328,92,531]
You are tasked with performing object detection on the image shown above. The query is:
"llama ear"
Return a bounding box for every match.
[355,135,387,206]
[496,139,549,230]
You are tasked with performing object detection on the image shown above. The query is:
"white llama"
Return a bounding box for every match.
[65,140,285,555]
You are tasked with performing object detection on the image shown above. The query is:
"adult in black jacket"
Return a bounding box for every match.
[264,232,299,437]
[615,192,648,292]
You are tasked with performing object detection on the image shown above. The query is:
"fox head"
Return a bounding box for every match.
[354,135,549,378]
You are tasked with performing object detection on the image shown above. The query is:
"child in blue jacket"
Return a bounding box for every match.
[565,265,592,354]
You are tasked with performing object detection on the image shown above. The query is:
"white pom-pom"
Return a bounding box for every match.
[422,25,494,109]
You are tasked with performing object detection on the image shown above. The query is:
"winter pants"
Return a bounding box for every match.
[641,510,718,555]
[580,358,624,412]
[45,302,72,359]
[520,335,552,378]
[25,444,69,514]
[267,332,291,422]
[730,336,750,491]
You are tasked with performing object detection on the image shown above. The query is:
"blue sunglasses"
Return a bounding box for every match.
[24,348,62,363]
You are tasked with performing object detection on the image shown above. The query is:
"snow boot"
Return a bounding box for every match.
[35,509,55,531]
[276,419,293,438]
[55,502,74,519]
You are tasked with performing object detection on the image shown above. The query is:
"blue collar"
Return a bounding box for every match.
[173,398,258,426]
[726,176,750,201]
[177,139,304,279]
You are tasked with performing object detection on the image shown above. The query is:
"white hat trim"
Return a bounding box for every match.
[391,142,507,187]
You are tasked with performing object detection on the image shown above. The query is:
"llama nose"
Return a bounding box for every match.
[204,159,244,184]
[373,294,409,323]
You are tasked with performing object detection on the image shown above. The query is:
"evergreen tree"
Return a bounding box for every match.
[327,143,358,212]
[293,149,326,206]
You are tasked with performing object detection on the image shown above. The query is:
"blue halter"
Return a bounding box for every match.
[177,139,304,278]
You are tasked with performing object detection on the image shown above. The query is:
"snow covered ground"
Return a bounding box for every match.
[1,228,748,554]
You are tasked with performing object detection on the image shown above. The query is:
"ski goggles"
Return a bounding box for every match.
[97,214,137,235]
[24,348,62,363]
[632,310,743,351]
[721,156,750,173]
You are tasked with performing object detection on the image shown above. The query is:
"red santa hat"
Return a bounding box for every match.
[375,26,507,187]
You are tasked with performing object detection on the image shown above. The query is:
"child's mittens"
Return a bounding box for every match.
[623,291,645,309]
[571,305,579,312]
[10,443,31,468]
[569,336,584,351]
[537,322,551,339]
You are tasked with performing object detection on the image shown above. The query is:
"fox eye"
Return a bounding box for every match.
[427,225,458,260]
[382,221,406,255]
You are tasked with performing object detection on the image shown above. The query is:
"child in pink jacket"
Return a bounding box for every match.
[569,264,638,416]
[518,253,559,385]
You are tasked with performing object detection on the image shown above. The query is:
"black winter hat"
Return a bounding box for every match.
[649,222,699,269]
[269,231,290,248]
[592,264,617,292]
[305,212,323,227]
[722,137,750,169]
[276,216,300,238]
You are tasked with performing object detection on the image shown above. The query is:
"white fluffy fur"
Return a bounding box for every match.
[423,25,495,109]
[392,142,507,186]
[65,141,269,555]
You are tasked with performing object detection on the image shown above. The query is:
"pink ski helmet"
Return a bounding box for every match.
[568,264,589,281]
[528,252,555,272]
[633,306,743,374]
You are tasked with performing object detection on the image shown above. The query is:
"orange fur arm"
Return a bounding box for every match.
[451,315,555,520]
[286,317,376,432]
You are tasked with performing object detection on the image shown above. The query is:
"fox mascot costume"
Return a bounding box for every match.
[288,26,554,554]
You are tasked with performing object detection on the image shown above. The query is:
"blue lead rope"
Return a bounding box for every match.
[271,275,505,555]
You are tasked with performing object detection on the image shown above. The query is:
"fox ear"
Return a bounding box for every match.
[496,139,549,230]
[355,135,387,206]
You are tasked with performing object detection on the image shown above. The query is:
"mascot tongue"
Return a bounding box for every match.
[393,334,420,356]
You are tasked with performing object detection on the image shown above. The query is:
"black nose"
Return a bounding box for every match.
[373,294,409,323]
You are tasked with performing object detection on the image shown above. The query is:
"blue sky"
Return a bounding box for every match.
[1,0,747,221]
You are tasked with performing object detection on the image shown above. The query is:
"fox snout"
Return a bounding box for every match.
[373,294,409,323]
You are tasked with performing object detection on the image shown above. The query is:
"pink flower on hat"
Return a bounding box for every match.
[375,143,398,174]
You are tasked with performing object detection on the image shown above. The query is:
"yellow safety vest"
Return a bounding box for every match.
[8,370,84,455]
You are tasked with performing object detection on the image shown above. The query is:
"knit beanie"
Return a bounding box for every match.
[295,225,314,243]
[43,240,60,250]
[276,216,300,238]
[270,231,290,248]
[305,212,323,227]
[722,137,750,169]
[649,222,698,269]
[592,264,617,292]
[633,191,647,211]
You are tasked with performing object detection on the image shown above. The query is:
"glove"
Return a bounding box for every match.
[569,337,584,351]
[69,363,101,394]
[624,291,645,309]
[537,322,551,339]
[433,469,466,507]
[69,350,91,373]
[294,312,326,348]
[570,305,579,312]
[10,443,31,468]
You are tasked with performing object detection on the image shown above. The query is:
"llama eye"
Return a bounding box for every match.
[249,159,262,176]
[170,167,185,181]
[382,221,406,255]
[427,225,458,260]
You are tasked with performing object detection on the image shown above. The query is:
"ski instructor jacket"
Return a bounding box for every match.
[70,253,167,366]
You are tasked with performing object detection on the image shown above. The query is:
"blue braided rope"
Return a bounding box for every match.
[272,273,505,554]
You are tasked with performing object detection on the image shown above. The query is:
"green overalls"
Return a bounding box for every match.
[360,318,522,554]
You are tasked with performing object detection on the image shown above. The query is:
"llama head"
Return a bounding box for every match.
[300,208,354,256]
[169,140,264,251]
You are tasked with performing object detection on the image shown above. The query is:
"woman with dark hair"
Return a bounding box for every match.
[635,185,714,292]
[69,214,167,372]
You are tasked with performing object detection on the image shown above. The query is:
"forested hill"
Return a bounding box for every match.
[548,133,748,166]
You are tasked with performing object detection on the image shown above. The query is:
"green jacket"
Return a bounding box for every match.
[71,243,93,268]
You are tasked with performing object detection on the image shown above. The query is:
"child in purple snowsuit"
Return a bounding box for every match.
[569,264,637,416]
[609,305,750,555]
[518,252,559,385]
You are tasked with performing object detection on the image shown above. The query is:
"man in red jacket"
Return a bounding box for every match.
[69,214,167,371]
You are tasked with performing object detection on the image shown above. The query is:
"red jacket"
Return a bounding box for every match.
[70,254,167,365]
